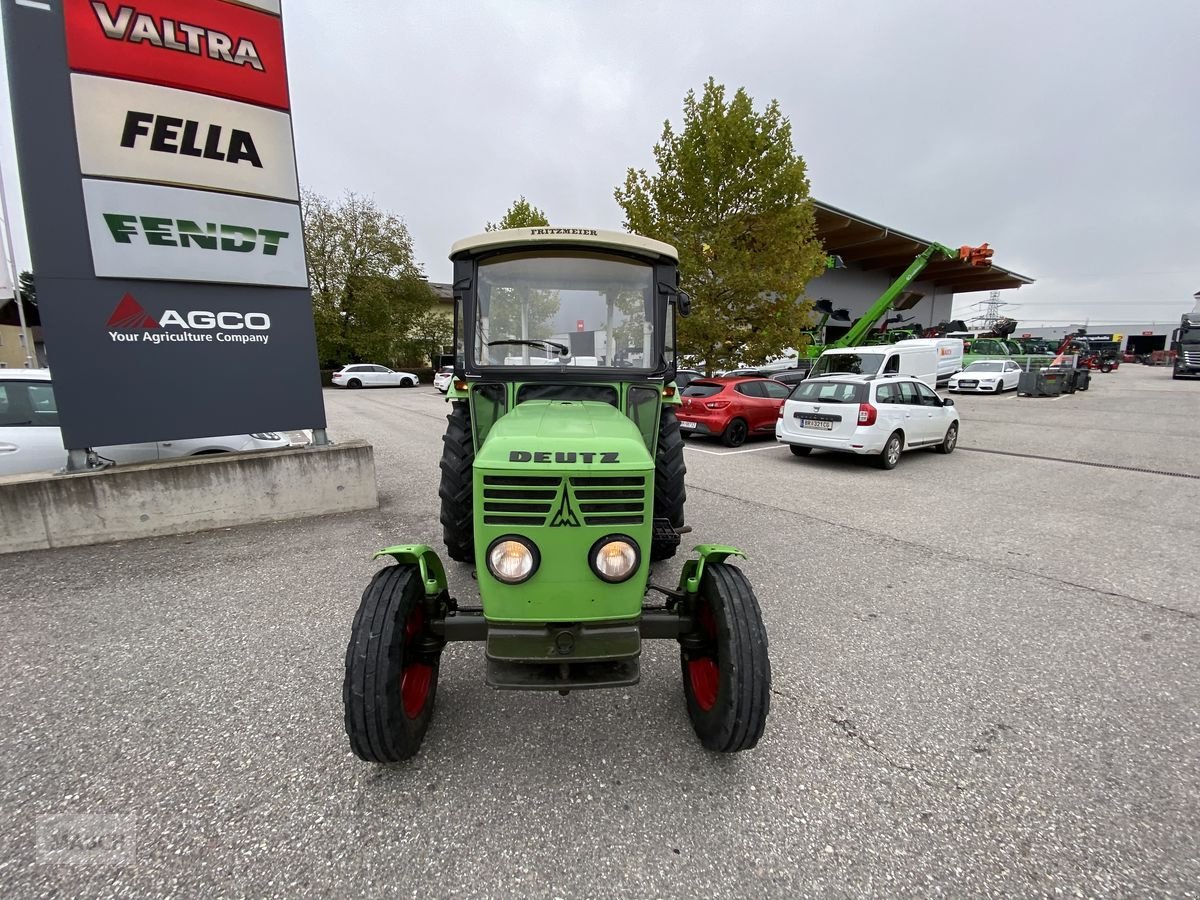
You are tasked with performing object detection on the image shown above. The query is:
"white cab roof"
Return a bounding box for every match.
[450,228,678,263]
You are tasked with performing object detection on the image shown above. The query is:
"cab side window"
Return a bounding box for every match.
[883,355,901,374]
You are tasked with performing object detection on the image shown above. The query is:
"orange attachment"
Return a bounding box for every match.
[959,243,994,267]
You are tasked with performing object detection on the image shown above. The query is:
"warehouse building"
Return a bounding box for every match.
[808,201,1033,339]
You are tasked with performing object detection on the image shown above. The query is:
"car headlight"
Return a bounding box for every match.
[249,432,281,440]
[588,535,640,583]
[486,536,539,584]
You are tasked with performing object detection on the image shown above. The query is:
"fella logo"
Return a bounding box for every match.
[106,293,272,346]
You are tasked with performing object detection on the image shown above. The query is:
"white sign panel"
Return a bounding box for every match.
[82,179,308,288]
[71,74,299,202]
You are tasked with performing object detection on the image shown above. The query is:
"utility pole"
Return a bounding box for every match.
[0,159,34,367]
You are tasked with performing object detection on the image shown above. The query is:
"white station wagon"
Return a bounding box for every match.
[775,374,960,469]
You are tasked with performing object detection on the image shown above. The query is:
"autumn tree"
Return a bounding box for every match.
[615,78,826,373]
[301,189,436,367]
[481,197,561,362]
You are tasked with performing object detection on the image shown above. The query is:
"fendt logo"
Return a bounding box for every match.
[106,293,271,345]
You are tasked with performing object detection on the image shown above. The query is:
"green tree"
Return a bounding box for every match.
[614,78,826,374]
[301,190,435,367]
[482,197,560,362]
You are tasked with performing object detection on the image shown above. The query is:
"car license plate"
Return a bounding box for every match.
[798,418,832,431]
[679,420,697,430]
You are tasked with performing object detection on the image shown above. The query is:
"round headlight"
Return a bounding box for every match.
[589,535,640,583]
[486,537,538,584]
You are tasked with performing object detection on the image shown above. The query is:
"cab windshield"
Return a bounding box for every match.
[474,252,656,370]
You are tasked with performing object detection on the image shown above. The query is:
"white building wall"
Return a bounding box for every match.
[804,267,955,334]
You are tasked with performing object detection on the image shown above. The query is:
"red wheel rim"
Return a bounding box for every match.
[687,602,719,711]
[400,606,432,719]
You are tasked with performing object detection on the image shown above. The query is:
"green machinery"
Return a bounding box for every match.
[797,242,994,362]
[343,228,771,762]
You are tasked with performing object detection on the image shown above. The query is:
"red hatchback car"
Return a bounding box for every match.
[677,376,792,447]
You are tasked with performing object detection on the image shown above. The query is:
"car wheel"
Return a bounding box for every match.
[936,422,958,454]
[994,381,1004,394]
[402,377,416,388]
[789,446,811,457]
[1101,362,1114,374]
[343,564,442,763]
[876,432,903,469]
[680,562,770,753]
[347,378,362,389]
[721,418,748,448]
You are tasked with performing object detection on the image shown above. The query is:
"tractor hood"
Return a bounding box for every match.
[476,401,653,471]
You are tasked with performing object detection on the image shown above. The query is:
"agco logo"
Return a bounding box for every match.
[106,293,271,346]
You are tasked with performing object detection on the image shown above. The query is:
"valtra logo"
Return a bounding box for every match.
[106,293,271,345]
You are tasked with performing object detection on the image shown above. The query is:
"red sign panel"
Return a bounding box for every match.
[65,0,290,110]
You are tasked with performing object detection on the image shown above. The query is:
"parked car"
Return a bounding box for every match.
[433,366,455,393]
[331,364,418,389]
[672,368,704,391]
[0,370,297,477]
[770,368,811,387]
[948,360,1022,393]
[677,376,791,447]
[776,374,959,470]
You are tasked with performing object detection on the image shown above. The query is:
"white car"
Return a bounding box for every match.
[432,366,454,393]
[0,370,297,477]
[331,364,418,389]
[775,374,959,469]
[948,360,1022,393]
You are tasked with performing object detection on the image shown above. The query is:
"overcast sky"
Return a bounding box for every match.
[2,0,1197,327]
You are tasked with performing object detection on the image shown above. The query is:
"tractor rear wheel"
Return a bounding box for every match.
[680,563,771,752]
[651,406,687,561]
[438,401,475,563]
[343,564,442,763]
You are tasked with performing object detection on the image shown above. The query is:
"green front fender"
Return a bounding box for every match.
[677,543,748,595]
[373,544,448,597]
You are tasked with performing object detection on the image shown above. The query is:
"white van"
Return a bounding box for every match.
[808,339,963,389]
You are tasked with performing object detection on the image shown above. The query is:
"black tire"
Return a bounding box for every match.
[936,422,958,454]
[876,431,903,469]
[347,378,362,389]
[343,565,441,763]
[994,381,1003,394]
[1100,362,1114,374]
[680,562,771,753]
[789,445,811,457]
[721,418,748,448]
[402,377,416,388]
[438,401,475,563]
[651,406,687,562]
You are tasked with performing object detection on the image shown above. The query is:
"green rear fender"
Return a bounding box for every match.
[373,544,448,597]
[678,544,748,594]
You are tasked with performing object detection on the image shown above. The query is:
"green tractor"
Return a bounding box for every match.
[343,228,771,761]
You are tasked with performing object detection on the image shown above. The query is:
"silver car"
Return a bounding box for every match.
[0,370,298,477]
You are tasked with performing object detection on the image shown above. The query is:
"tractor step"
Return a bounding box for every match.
[486,657,640,691]
[653,517,682,552]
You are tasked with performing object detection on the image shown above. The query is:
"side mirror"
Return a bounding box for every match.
[676,290,692,318]
[942,398,955,407]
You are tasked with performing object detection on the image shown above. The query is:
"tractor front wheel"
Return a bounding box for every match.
[680,563,771,752]
[343,565,442,763]
[651,406,687,561]
[438,401,475,563]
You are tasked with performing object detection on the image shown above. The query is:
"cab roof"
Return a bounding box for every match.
[450,227,678,264]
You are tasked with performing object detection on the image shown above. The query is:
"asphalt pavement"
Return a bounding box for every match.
[1,363,1197,898]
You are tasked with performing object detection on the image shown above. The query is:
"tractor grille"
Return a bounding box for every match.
[480,474,648,527]
[570,475,647,527]
[482,475,561,525]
